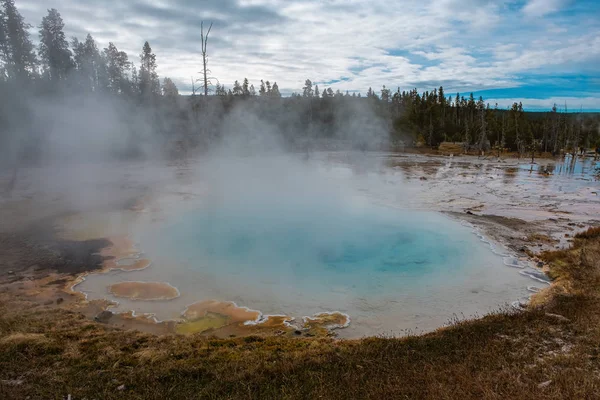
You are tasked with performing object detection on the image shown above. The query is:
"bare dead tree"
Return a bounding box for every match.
[199,21,218,96]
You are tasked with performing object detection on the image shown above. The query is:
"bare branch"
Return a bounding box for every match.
[200,21,214,96]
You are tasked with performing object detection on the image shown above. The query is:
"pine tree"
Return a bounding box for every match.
[104,42,130,94]
[438,86,445,130]
[232,80,242,96]
[242,77,249,96]
[428,112,434,147]
[38,8,73,81]
[271,82,281,97]
[0,0,36,81]
[259,80,266,96]
[138,41,159,98]
[455,93,460,125]
[500,111,506,157]
[314,85,320,98]
[72,34,104,91]
[215,83,227,96]
[477,100,487,152]
[381,85,390,102]
[162,77,178,98]
[302,79,313,97]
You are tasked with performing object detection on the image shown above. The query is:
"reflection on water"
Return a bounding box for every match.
[518,155,598,179]
[511,156,599,194]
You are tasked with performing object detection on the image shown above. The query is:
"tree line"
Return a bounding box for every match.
[0,1,177,98]
[1,0,598,160]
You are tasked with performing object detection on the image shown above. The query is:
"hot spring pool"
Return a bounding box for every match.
[77,194,535,337]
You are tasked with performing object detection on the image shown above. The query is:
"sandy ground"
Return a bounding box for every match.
[0,152,598,336]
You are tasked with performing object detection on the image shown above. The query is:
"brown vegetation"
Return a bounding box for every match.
[575,226,600,240]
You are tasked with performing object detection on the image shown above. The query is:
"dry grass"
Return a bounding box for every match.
[0,332,48,345]
[1,236,600,399]
[575,226,600,240]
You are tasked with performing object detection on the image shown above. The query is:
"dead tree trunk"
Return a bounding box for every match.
[201,21,213,97]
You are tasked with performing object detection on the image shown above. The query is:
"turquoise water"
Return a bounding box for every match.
[156,202,475,297]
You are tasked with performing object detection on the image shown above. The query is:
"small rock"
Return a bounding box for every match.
[94,310,113,324]
[117,384,126,391]
[294,330,302,336]
[56,298,64,305]
[538,380,552,388]
[43,300,54,306]
[419,176,428,181]
[466,211,475,215]
[537,262,544,268]
[7,270,14,275]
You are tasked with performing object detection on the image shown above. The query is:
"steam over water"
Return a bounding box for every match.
[75,153,536,337]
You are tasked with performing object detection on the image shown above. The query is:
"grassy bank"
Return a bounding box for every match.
[1,230,600,399]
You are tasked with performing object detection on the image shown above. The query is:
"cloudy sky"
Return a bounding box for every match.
[17,0,600,110]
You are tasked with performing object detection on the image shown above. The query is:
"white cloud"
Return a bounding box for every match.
[15,0,600,106]
[523,0,569,18]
